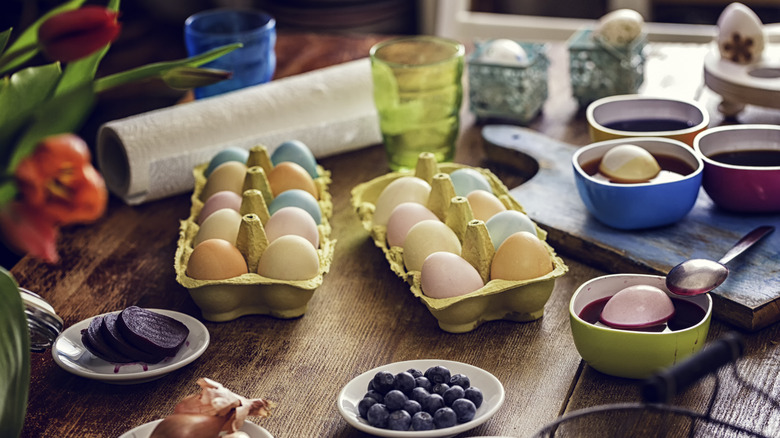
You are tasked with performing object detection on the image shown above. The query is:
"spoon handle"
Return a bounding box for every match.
[718,225,775,265]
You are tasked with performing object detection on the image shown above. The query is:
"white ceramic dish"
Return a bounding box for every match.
[337,359,505,437]
[118,418,272,438]
[52,309,209,384]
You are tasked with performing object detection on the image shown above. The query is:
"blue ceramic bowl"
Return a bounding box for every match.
[572,137,703,230]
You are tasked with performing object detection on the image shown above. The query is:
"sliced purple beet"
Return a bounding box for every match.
[117,306,190,357]
[81,316,134,363]
[100,313,165,364]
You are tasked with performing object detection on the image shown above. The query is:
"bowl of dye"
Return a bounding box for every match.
[586,94,710,146]
[693,124,780,213]
[572,137,704,229]
[570,273,712,379]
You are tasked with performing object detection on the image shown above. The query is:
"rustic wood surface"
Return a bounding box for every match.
[16,32,780,438]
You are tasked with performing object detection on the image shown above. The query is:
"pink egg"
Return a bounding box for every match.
[198,191,242,224]
[600,285,675,330]
[386,202,440,247]
[421,252,484,298]
[264,206,320,248]
[467,190,507,222]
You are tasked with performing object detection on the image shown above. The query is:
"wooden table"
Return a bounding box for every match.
[16,33,780,438]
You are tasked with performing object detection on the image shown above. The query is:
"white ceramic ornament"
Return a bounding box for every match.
[716,2,765,64]
[593,9,644,46]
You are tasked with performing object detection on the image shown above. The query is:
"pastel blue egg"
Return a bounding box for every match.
[450,168,492,197]
[485,210,537,250]
[205,147,249,177]
[271,140,319,179]
[269,189,322,224]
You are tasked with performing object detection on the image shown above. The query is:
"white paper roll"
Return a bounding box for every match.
[96,58,382,205]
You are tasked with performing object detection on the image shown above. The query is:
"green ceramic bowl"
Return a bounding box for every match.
[569,273,712,379]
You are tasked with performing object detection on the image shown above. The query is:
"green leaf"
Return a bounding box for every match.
[0,181,17,206]
[0,28,11,55]
[0,269,30,438]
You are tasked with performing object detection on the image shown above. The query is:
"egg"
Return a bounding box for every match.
[187,239,248,280]
[466,190,507,222]
[257,235,319,281]
[449,168,492,197]
[193,208,242,247]
[485,210,537,250]
[265,206,319,248]
[491,231,553,281]
[269,189,322,224]
[717,2,765,64]
[421,252,485,299]
[593,9,644,46]
[403,220,461,272]
[480,39,528,65]
[204,147,249,178]
[198,190,242,224]
[201,161,247,201]
[598,144,661,183]
[600,285,675,329]
[372,176,432,227]
[271,140,319,179]
[267,161,319,200]
[386,202,440,247]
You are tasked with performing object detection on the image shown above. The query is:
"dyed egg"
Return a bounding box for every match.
[267,161,319,200]
[204,147,249,177]
[265,206,319,248]
[271,140,319,178]
[187,239,248,280]
[201,161,247,201]
[198,190,242,224]
[485,210,537,250]
[386,202,440,248]
[373,176,432,227]
[467,190,507,222]
[403,220,461,272]
[257,235,319,281]
[599,144,660,183]
[594,9,644,46]
[269,189,322,224]
[421,252,484,299]
[491,231,553,281]
[193,208,242,247]
[600,285,675,329]
[717,2,765,64]
[480,39,528,65]
[449,168,492,197]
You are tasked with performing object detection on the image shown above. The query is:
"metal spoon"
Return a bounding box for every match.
[666,225,775,296]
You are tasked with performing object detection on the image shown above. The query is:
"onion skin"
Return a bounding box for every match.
[149,414,228,438]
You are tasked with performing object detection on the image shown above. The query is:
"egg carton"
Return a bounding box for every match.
[174,145,336,322]
[350,153,568,333]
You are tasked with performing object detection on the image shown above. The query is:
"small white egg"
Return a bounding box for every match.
[372,176,432,227]
[594,9,644,46]
[480,39,528,65]
[717,2,765,64]
[598,144,661,183]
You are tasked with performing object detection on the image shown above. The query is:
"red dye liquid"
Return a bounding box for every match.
[579,296,706,332]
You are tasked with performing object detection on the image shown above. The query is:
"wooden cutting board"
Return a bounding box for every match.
[482,125,780,332]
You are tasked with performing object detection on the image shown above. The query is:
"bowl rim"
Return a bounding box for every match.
[572,137,704,187]
[694,124,780,171]
[586,94,710,137]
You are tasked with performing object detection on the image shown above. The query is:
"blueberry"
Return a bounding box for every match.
[384,389,408,411]
[452,398,477,423]
[432,383,450,396]
[372,371,395,395]
[415,376,432,392]
[464,386,483,408]
[367,379,375,391]
[403,399,422,416]
[358,397,377,418]
[411,411,435,431]
[411,386,430,404]
[364,389,383,403]
[449,373,470,389]
[394,371,416,394]
[366,403,390,428]
[443,385,465,406]
[387,409,412,431]
[423,393,445,414]
[407,368,423,379]
[433,407,457,428]
[424,365,451,385]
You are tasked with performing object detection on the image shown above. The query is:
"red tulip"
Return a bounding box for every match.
[37,6,121,63]
[0,202,60,263]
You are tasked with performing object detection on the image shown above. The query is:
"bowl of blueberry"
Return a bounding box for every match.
[337,359,505,437]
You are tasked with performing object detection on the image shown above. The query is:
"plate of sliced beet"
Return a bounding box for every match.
[52,307,209,384]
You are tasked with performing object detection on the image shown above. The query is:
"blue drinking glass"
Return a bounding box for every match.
[184,9,276,99]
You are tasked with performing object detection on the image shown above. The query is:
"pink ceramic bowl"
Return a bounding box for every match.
[693,125,780,213]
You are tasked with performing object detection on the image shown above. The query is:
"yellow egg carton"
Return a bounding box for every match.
[174,145,336,322]
[350,153,568,333]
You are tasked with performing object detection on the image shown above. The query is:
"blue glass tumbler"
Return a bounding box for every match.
[184,9,276,99]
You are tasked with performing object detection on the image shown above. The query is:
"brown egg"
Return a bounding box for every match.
[467,190,506,222]
[490,231,553,281]
[186,239,248,280]
[267,161,319,200]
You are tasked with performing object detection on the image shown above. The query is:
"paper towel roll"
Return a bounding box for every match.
[97,58,382,205]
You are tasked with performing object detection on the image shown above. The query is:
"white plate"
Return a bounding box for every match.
[337,359,505,438]
[52,309,209,384]
[118,419,273,438]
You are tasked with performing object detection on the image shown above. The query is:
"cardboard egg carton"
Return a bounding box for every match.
[351,153,568,333]
[174,145,335,322]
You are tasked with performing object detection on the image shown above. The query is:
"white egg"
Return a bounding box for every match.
[717,2,765,64]
[257,235,319,281]
[593,9,644,46]
[372,176,432,227]
[480,39,528,65]
[403,220,461,272]
[598,144,660,183]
